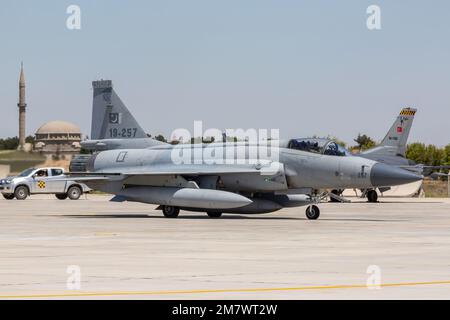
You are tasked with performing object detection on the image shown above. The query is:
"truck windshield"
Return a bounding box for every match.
[18,168,36,177]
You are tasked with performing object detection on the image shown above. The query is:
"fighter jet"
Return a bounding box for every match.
[357,108,449,176]
[66,80,422,219]
[359,108,417,163]
[323,107,447,202]
[332,107,418,202]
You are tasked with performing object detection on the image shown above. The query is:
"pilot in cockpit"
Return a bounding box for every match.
[324,142,338,155]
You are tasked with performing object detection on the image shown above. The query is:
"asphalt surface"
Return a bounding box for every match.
[0,194,449,299]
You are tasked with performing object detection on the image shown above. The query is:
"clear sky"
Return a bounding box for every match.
[0,0,449,146]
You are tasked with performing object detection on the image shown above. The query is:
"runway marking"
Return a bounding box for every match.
[93,232,118,237]
[1,280,450,298]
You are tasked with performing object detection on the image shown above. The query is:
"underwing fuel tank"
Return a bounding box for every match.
[112,186,252,209]
[181,197,283,214]
[180,195,313,214]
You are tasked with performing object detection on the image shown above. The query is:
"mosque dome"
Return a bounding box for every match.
[34,121,82,155]
[36,121,81,135]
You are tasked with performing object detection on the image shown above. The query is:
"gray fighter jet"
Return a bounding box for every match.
[354,107,419,201]
[360,108,417,162]
[67,80,421,219]
[324,107,418,202]
[356,108,449,176]
[322,107,447,202]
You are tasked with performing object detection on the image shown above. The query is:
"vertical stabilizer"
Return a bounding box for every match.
[377,107,417,157]
[91,80,147,140]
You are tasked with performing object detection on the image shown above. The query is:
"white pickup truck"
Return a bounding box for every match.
[0,167,90,200]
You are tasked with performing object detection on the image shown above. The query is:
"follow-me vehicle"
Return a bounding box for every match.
[65,80,422,220]
[0,167,90,200]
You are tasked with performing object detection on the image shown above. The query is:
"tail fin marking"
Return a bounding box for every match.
[379,107,417,156]
[91,80,147,140]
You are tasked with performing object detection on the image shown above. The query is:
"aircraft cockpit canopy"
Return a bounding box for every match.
[287,138,350,156]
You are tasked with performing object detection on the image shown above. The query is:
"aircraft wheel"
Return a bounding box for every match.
[306,205,320,220]
[55,193,68,200]
[67,186,82,200]
[162,206,180,218]
[14,186,28,200]
[207,212,222,218]
[367,190,378,203]
[2,193,15,200]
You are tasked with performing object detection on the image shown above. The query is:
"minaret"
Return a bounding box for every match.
[17,62,27,150]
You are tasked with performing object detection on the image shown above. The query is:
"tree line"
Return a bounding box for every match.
[0,136,35,150]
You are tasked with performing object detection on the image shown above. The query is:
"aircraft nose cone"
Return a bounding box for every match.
[370,163,423,187]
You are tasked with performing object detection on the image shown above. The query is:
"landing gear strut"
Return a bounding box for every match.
[162,206,180,218]
[367,190,378,203]
[329,189,341,202]
[306,205,320,220]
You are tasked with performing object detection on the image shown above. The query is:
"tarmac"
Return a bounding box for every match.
[0,194,449,299]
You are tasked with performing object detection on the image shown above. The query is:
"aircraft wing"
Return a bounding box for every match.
[430,172,450,180]
[67,162,283,180]
[51,174,119,183]
[61,175,116,181]
[399,165,450,176]
[110,164,277,175]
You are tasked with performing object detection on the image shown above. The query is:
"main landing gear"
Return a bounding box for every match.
[207,212,222,218]
[367,190,378,203]
[161,206,223,218]
[162,205,180,218]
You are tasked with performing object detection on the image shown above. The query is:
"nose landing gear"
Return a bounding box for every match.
[306,205,320,220]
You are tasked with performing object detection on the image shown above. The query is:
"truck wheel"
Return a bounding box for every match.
[14,186,28,200]
[2,193,15,200]
[207,212,222,218]
[55,193,68,200]
[162,206,180,218]
[67,186,82,200]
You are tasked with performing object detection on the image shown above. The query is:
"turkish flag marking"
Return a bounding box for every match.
[397,126,403,133]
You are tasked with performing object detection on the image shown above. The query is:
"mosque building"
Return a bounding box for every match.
[16,63,82,158]
[34,120,82,156]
